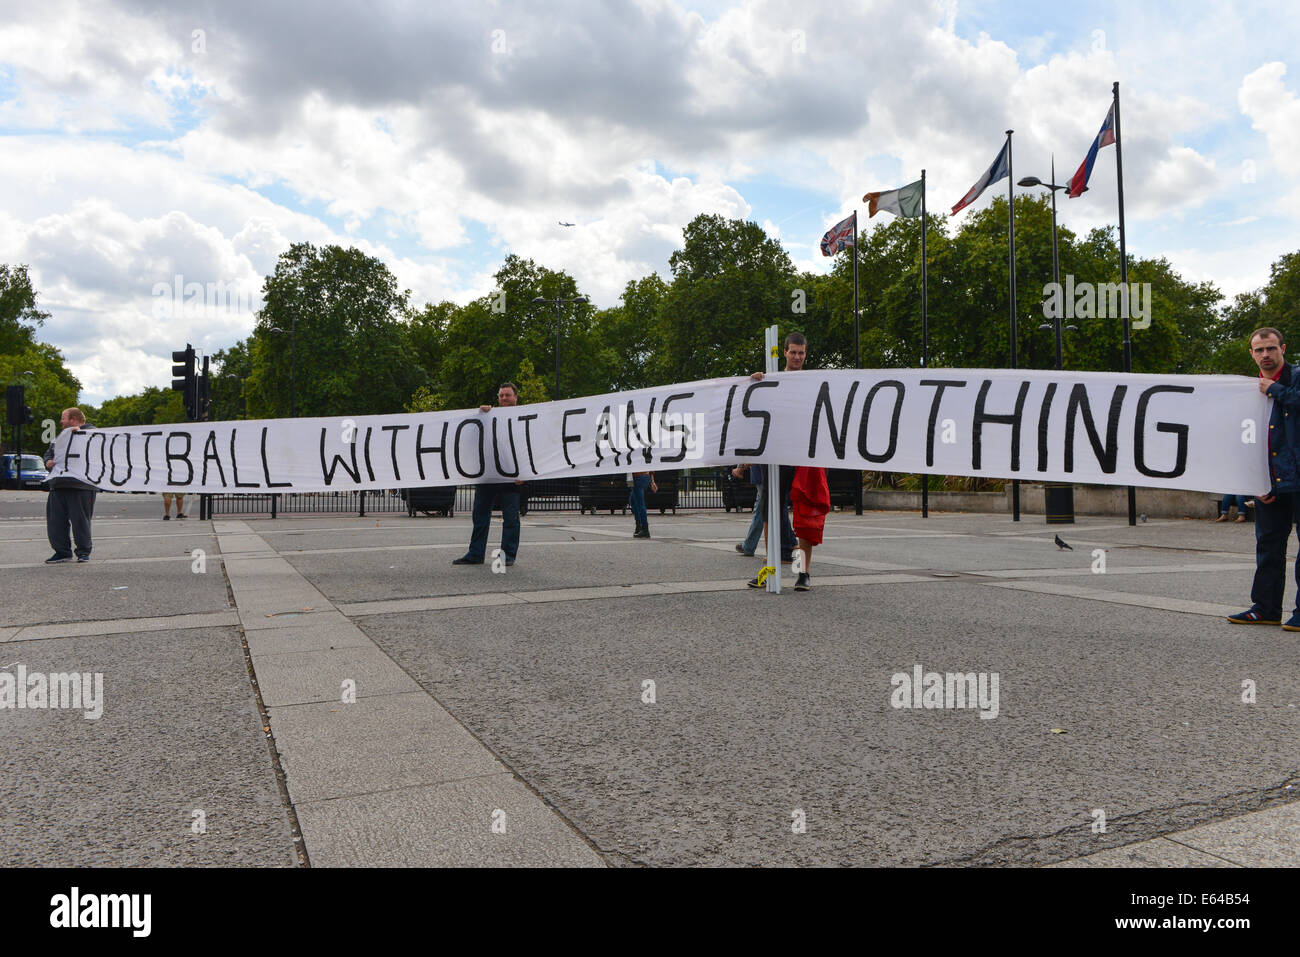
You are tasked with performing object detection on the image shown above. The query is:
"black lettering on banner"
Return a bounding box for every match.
[735,381,778,457]
[972,380,1029,471]
[809,379,859,459]
[454,418,486,479]
[414,422,449,481]
[262,427,292,488]
[626,399,654,466]
[142,431,163,484]
[858,380,905,463]
[320,428,361,486]
[562,409,586,468]
[660,392,694,464]
[166,432,194,486]
[492,417,520,478]
[362,427,375,482]
[1134,385,1193,478]
[517,414,539,474]
[201,431,228,487]
[718,385,739,457]
[64,429,89,473]
[231,429,258,487]
[84,431,108,484]
[920,379,968,467]
[1064,384,1126,473]
[381,424,409,480]
[1036,383,1057,472]
[594,404,613,467]
[107,433,132,487]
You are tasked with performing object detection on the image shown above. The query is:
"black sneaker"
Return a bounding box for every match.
[451,556,484,565]
[747,574,763,588]
[176,513,186,520]
[76,555,90,563]
[45,554,72,564]
[795,573,811,591]
[163,515,171,521]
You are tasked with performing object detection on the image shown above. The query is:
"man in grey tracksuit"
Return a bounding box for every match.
[43,408,97,564]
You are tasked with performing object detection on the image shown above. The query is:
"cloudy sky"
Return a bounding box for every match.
[1,0,1297,404]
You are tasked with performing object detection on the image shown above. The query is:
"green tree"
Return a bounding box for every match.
[650,214,796,383]
[245,243,423,418]
[208,339,253,420]
[0,264,48,357]
[94,387,187,427]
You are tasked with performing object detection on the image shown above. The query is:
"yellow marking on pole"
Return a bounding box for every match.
[756,565,775,586]
[770,345,779,357]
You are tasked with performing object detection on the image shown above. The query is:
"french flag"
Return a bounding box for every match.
[1068,104,1116,198]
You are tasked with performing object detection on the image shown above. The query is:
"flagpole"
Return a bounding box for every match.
[921,169,929,520]
[1006,129,1020,522]
[853,209,863,516]
[1113,81,1136,527]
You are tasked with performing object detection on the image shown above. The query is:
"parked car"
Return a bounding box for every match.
[1,453,50,489]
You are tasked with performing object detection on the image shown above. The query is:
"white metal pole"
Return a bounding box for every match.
[765,324,782,594]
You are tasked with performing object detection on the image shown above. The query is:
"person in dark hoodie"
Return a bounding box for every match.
[43,407,96,564]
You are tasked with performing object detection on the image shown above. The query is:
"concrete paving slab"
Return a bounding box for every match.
[1166,799,1300,866]
[0,559,234,627]
[252,645,422,706]
[1050,838,1239,868]
[242,616,376,655]
[983,580,1242,618]
[0,627,296,866]
[338,594,527,616]
[266,693,505,804]
[294,776,605,867]
[9,610,240,642]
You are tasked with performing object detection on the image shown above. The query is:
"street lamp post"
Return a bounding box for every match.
[1018,157,1068,372]
[1019,160,1080,525]
[532,295,589,400]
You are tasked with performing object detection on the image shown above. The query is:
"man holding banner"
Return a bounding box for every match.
[1230,328,1300,630]
[745,332,806,588]
[452,382,524,568]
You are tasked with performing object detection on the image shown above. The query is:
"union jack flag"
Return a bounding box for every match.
[820,213,856,257]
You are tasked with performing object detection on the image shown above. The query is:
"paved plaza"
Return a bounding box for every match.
[2,490,1297,867]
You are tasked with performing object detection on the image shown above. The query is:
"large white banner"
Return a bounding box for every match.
[45,369,1271,495]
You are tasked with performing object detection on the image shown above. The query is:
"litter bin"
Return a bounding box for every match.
[1044,483,1075,524]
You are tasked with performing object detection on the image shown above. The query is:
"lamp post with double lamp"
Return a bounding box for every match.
[531,295,589,401]
[1018,159,1074,371]
[1018,160,1077,524]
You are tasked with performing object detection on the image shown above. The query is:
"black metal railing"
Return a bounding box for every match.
[201,468,861,518]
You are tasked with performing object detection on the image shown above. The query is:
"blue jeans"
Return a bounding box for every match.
[1250,492,1300,617]
[629,475,651,526]
[741,485,795,558]
[467,483,520,561]
[1220,494,1249,514]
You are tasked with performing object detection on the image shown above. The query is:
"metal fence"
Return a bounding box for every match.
[201,468,773,518]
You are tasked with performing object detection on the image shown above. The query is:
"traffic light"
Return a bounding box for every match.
[171,344,196,420]
[6,385,33,427]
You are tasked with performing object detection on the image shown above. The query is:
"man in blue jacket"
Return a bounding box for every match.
[1229,328,1300,629]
